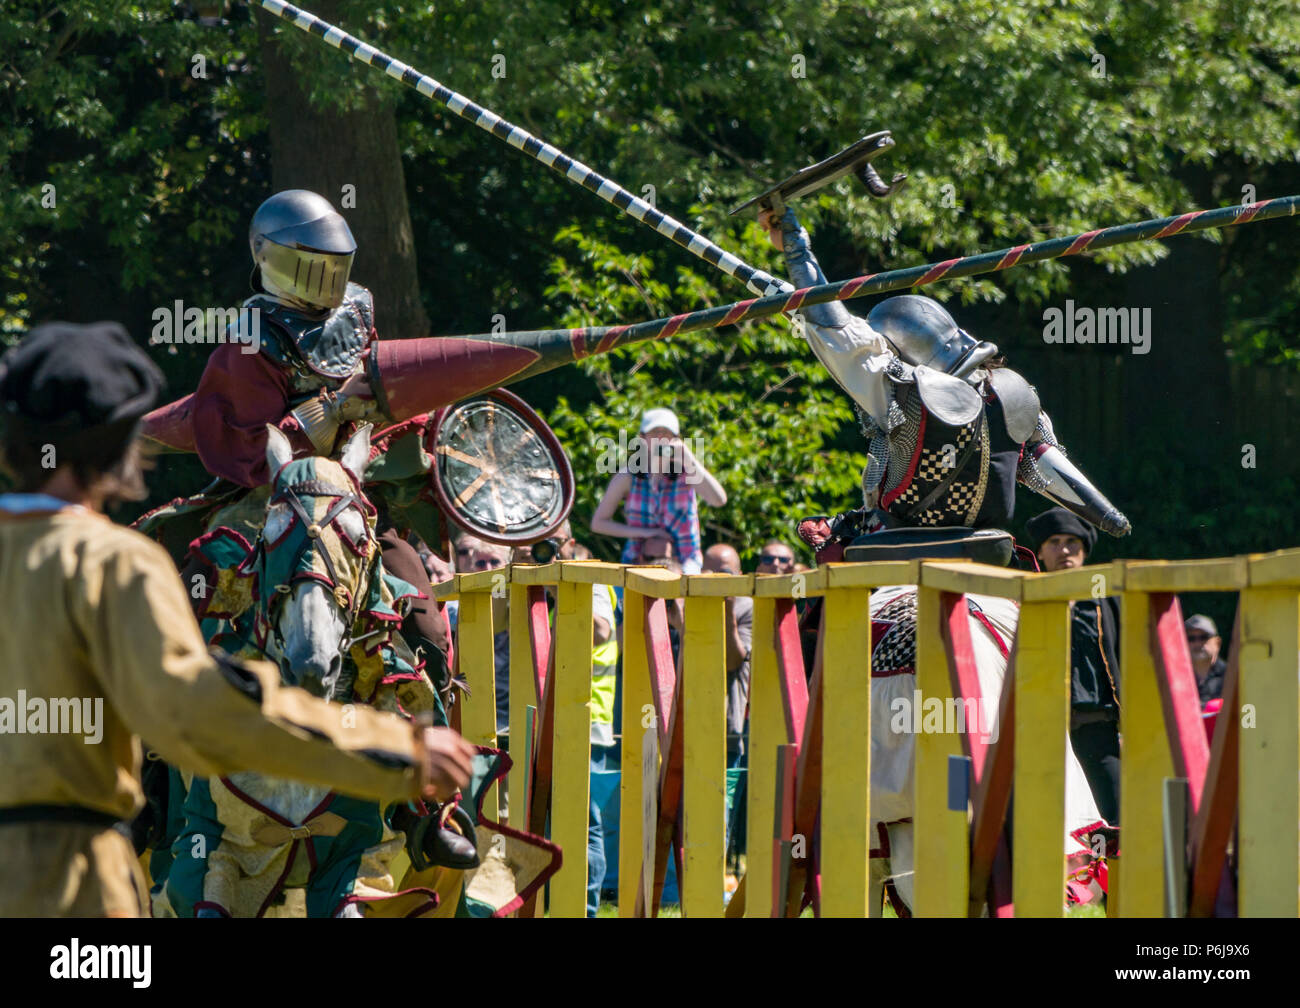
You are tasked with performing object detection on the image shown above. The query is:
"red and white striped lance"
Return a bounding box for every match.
[359,195,1300,422]
[142,195,1299,445]
[253,0,790,298]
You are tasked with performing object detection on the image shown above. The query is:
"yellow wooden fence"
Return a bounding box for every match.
[436,549,1300,918]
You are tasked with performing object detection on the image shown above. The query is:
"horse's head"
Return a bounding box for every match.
[256,424,377,700]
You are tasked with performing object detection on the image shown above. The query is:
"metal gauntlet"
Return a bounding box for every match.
[1019,414,1131,537]
[780,209,856,331]
[288,387,387,455]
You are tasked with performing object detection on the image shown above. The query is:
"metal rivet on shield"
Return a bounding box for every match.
[307,523,322,538]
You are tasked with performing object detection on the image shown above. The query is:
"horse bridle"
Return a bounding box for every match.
[257,476,382,667]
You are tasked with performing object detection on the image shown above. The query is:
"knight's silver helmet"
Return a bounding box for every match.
[249,190,357,310]
[866,295,998,377]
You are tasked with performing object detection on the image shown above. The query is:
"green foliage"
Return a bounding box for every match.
[3,0,1300,560]
[541,224,866,563]
[1,3,267,333]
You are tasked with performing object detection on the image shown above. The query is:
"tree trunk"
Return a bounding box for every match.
[256,3,430,341]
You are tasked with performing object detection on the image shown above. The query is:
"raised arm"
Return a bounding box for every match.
[760,207,898,429]
[681,441,727,507]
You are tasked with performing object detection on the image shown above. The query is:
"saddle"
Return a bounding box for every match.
[844,526,1016,567]
[798,508,1038,569]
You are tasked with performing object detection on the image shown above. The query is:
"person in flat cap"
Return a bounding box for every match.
[1185,614,1226,705]
[1025,506,1098,571]
[0,322,473,917]
[0,320,164,506]
[1026,506,1121,826]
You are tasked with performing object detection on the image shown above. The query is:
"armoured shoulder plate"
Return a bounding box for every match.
[912,365,984,427]
[985,367,1041,443]
[252,282,374,380]
[887,358,985,428]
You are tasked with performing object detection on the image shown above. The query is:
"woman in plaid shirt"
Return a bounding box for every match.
[590,408,726,575]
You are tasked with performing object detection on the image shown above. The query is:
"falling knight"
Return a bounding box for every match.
[758,207,1130,558]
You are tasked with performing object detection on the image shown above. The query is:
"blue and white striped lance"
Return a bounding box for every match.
[254,0,790,297]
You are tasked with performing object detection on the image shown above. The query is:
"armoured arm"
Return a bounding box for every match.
[287,376,389,456]
[777,209,898,428]
[1018,411,1131,537]
[191,345,315,487]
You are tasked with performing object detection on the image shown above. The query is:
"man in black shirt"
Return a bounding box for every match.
[1027,508,1121,826]
[1185,614,1227,706]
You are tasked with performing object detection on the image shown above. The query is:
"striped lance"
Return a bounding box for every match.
[252,0,790,297]
[142,195,1300,448]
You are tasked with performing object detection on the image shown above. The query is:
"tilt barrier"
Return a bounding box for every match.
[434,553,1300,918]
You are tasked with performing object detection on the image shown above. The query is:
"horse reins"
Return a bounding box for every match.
[260,476,380,661]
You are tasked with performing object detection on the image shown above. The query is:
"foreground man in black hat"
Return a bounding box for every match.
[1027,506,1121,826]
[0,322,474,917]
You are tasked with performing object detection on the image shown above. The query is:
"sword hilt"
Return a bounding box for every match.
[856,160,908,199]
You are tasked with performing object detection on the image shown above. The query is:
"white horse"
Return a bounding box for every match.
[865,584,1101,915]
[161,426,445,918]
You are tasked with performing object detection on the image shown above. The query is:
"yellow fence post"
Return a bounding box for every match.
[619,588,652,917]
[745,596,780,918]
[1118,589,1172,916]
[820,584,871,918]
[1012,600,1070,917]
[550,576,593,918]
[457,578,499,816]
[508,581,532,833]
[681,593,726,917]
[1238,585,1300,917]
[913,584,968,916]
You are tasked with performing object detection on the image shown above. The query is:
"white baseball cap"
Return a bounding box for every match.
[639,407,680,436]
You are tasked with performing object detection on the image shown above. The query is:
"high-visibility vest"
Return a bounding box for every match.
[546,584,619,747]
[590,584,619,747]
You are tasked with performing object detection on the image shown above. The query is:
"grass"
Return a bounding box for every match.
[594,902,680,917]
[588,895,1106,917]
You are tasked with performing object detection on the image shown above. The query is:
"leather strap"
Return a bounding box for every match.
[250,810,348,846]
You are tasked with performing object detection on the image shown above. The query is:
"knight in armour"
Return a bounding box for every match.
[759,206,1128,912]
[142,191,475,880]
[757,207,1129,558]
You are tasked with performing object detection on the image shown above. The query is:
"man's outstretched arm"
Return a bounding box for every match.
[81,528,473,804]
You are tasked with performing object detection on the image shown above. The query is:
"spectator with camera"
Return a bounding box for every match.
[590,407,725,575]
